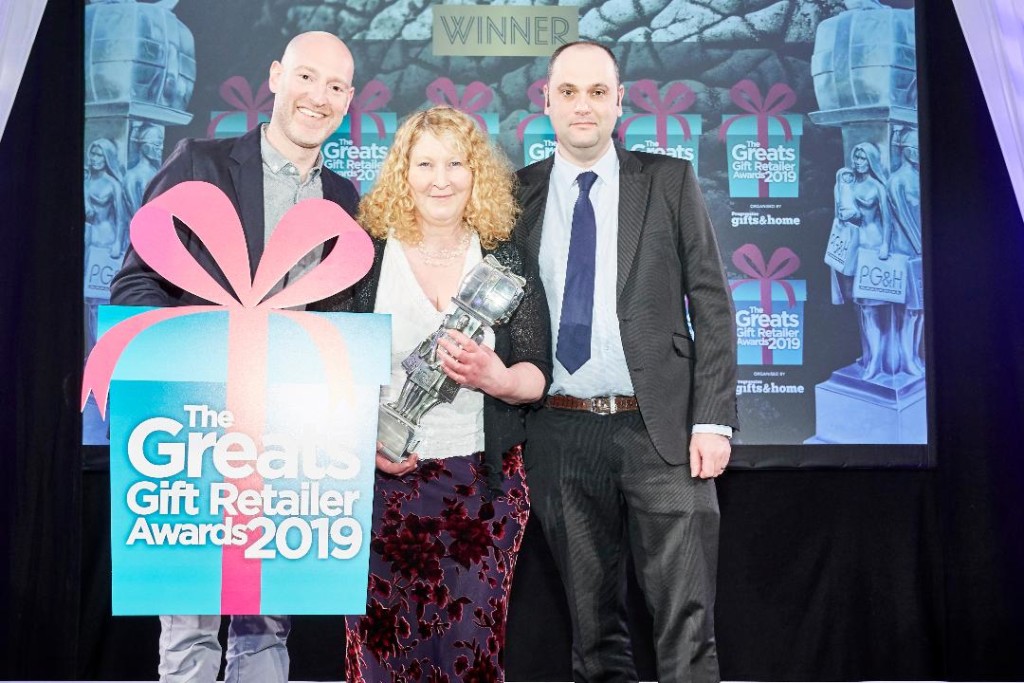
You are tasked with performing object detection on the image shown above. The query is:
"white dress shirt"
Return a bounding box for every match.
[538,146,731,438]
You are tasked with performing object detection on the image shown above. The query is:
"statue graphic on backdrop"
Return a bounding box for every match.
[84,138,131,261]
[124,124,164,214]
[888,128,923,376]
[829,141,895,380]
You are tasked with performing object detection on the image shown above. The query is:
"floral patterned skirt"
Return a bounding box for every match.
[344,446,529,683]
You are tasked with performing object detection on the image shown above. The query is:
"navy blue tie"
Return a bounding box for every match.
[556,171,598,374]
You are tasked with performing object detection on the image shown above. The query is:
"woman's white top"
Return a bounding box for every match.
[374,234,494,460]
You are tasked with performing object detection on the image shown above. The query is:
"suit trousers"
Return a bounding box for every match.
[158,614,290,682]
[524,407,721,683]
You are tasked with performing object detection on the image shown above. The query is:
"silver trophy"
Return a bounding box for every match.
[377,254,526,462]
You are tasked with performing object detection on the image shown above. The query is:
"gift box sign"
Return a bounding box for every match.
[729,244,805,366]
[321,112,397,191]
[720,81,803,199]
[427,77,499,140]
[209,111,271,139]
[102,308,389,615]
[207,77,272,139]
[82,182,387,615]
[623,114,701,171]
[321,80,396,192]
[732,280,807,365]
[521,115,556,165]
[723,116,803,198]
[619,80,701,172]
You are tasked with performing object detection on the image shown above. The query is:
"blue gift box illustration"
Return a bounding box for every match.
[720,80,803,198]
[729,244,806,366]
[322,80,397,193]
[207,76,272,139]
[619,80,702,173]
[426,77,499,140]
[520,115,557,165]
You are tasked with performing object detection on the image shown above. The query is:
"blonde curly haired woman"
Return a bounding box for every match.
[327,106,551,682]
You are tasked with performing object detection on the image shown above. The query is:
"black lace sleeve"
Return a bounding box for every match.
[490,241,553,402]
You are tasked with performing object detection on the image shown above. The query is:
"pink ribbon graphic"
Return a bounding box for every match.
[618,80,697,147]
[426,77,494,131]
[729,244,800,365]
[516,78,548,142]
[719,80,797,198]
[347,79,392,147]
[81,181,374,614]
[207,76,274,138]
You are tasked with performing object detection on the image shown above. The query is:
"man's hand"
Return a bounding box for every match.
[689,432,731,479]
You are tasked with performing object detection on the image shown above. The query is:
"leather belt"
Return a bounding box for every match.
[545,394,639,415]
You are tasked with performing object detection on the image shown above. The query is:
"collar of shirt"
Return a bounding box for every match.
[259,124,323,182]
[551,142,619,193]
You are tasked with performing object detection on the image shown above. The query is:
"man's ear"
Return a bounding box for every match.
[268,60,283,94]
[543,85,551,113]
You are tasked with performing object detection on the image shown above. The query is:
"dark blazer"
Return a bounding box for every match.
[515,145,738,464]
[110,126,360,306]
[319,237,553,491]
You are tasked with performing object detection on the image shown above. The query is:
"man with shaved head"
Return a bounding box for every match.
[111,32,360,682]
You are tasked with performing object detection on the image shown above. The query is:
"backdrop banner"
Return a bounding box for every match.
[81,0,928,465]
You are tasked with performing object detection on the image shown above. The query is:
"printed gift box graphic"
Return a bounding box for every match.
[427,77,499,140]
[208,76,272,139]
[322,80,397,193]
[720,80,803,198]
[729,244,806,366]
[618,80,702,172]
[82,182,390,615]
[517,78,556,165]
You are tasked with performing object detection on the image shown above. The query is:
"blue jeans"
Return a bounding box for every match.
[158,614,290,682]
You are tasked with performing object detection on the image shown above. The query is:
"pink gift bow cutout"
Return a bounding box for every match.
[426,77,494,131]
[81,180,374,613]
[207,76,274,138]
[719,80,798,198]
[618,80,697,147]
[729,244,800,365]
[516,78,548,142]
[348,79,392,146]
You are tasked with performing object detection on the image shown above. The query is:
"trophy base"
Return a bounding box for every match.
[805,363,927,444]
[377,405,419,463]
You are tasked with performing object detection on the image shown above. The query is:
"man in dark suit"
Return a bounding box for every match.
[515,41,738,682]
[110,31,359,683]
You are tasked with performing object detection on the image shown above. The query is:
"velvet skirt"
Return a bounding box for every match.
[344,446,529,683]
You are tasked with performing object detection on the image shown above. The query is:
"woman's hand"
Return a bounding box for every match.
[437,329,509,395]
[375,444,419,476]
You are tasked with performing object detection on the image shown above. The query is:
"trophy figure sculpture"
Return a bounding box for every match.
[377,255,525,462]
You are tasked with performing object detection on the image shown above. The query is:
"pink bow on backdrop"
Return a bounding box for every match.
[730,244,800,365]
[81,181,374,613]
[206,76,274,138]
[516,78,548,142]
[718,80,797,148]
[348,79,392,146]
[426,77,494,131]
[618,79,697,147]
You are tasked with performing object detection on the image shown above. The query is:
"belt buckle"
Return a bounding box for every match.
[592,396,616,415]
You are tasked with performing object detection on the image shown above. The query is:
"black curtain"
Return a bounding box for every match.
[3,0,1024,680]
[1,0,86,678]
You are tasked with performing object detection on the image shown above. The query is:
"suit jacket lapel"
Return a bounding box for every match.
[616,147,650,301]
[229,128,266,279]
[517,157,554,263]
